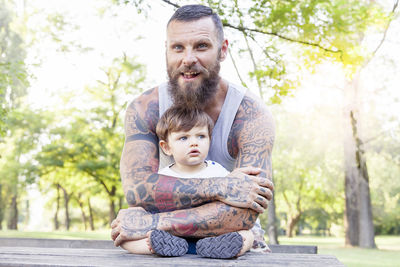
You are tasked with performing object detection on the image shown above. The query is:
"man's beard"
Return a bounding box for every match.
[167,59,221,109]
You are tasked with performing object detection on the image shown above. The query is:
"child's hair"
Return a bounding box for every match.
[156,106,214,141]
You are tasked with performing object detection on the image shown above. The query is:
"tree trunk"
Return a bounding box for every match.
[88,198,95,231]
[267,194,279,244]
[54,184,60,230]
[343,72,376,248]
[119,196,123,210]
[7,194,18,230]
[109,199,116,226]
[109,186,117,225]
[59,185,70,230]
[77,194,88,231]
[25,199,30,225]
[286,213,301,238]
[0,184,4,230]
[351,111,376,248]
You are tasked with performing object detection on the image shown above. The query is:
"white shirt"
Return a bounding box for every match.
[158,160,229,178]
[158,160,229,179]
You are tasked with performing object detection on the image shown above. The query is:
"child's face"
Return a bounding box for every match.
[160,125,210,168]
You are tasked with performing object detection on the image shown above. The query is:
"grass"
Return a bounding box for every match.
[279,235,400,267]
[0,230,110,240]
[1,231,399,266]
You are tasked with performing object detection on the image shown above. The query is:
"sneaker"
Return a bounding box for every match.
[149,230,188,257]
[196,232,243,259]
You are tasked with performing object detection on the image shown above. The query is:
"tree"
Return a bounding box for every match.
[0,0,33,229]
[36,54,146,228]
[118,0,392,247]
[0,0,28,137]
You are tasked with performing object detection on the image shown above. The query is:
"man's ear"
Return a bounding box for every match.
[159,140,172,156]
[219,39,229,62]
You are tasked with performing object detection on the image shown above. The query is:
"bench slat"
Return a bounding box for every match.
[0,238,317,254]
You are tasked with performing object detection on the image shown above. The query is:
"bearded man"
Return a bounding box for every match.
[111,4,275,255]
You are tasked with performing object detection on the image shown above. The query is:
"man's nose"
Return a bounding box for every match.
[183,50,197,67]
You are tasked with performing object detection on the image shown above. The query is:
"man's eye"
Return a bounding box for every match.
[197,43,208,49]
[173,45,183,50]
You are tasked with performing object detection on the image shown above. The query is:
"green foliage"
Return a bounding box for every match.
[121,0,389,102]
[368,151,400,235]
[268,103,345,235]
[0,0,29,136]
[35,55,146,228]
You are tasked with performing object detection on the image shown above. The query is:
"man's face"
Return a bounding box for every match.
[166,17,227,108]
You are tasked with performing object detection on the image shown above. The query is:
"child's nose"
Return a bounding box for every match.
[190,139,198,147]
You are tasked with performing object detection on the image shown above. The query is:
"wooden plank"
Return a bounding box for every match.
[0,238,317,254]
[0,246,344,267]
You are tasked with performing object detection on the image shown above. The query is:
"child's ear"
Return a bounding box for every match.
[159,140,172,156]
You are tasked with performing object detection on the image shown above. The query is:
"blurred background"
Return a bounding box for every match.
[1,1,399,266]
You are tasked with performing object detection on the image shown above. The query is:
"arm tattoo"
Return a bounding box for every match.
[155,176,178,212]
[232,95,275,178]
[121,209,160,238]
[162,202,257,237]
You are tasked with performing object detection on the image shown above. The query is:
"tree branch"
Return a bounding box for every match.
[159,0,342,54]
[160,0,179,8]
[363,0,399,68]
[228,49,247,88]
[224,24,341,54]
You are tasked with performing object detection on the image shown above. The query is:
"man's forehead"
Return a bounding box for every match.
[166,17,217,41]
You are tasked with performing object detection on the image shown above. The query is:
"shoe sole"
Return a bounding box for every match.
[149,230,188,257]
[196,232,243,259]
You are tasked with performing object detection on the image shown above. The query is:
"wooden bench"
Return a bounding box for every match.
[0,237,344,266]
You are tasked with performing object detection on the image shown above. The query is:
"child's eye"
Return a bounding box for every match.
[179,136,187,141]
[198,135,206,139]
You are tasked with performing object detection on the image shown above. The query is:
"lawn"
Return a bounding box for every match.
[1,231,399,266]
[279,235,400,267]
[0,229,110,240]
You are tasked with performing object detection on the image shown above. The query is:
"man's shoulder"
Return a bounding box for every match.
[237,89,272,117]
[127,86,160,113]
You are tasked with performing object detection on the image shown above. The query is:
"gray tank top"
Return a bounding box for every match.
[158,82,246,171]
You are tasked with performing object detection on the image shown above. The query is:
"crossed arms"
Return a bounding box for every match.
[111,87,275,246]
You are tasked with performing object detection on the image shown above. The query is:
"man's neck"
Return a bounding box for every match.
[204,79,228,123]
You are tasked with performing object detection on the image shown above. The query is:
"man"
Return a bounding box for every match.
[111,4,275,253]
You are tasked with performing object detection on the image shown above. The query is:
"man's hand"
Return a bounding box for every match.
[216,166,274,213]
[111,207,159,247]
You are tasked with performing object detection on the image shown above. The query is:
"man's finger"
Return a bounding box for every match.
[251,201,265,213]
[257,186,273,201]
[111,218,119,228]
[235,166,261,175]
[253,177,274,190]
[255,195,268,209]
[111,227,120,241]
[114,233,123,247]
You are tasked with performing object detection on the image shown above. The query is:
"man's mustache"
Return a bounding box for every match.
[170,65,209,78]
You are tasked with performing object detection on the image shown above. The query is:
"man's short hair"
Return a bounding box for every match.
[156,106,214,142]
[167,4,224,43]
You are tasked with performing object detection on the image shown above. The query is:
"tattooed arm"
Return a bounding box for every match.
[111,202,257,246]
[120,88,273,213]
[227,93,275,213]
[113,88,274,245]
